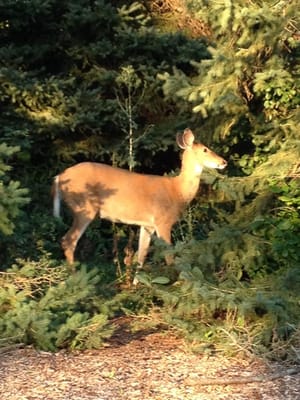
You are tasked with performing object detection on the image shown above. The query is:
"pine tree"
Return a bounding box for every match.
[0,143,29,235]
[151,0,300,355]
[160,0,299,232]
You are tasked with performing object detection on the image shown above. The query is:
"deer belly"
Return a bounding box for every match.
[99,203,154,227]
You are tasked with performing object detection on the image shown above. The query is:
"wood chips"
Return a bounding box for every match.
[0,329,299,400]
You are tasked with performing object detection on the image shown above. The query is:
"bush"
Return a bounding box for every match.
[0,259,115,350]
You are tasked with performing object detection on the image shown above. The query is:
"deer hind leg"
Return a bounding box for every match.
[62,209,96,264]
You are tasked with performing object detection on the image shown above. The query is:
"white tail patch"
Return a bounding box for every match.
[53,175,61,218]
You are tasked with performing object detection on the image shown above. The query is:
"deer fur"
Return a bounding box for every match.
[52,128,227,277]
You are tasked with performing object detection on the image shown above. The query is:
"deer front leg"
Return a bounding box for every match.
[137,226,155,266]
[133,226,154,284]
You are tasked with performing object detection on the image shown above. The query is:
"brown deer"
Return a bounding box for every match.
[52,128,227,278]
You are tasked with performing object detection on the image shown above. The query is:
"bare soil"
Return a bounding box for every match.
[0,321,299,400]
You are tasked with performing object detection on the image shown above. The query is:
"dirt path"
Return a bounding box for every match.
[0,329,299,400]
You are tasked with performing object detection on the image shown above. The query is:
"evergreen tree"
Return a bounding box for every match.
[159,0,299,239]
[148,0,300,355]
[0,143,28,236]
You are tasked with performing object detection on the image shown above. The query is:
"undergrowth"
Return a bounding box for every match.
[136,260,300,360]
[0,248,299,359]
[132,177,300,360]
[0,179,299,361]
[0,258,115,350]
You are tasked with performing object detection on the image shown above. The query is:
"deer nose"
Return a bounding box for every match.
[219,159,227,169]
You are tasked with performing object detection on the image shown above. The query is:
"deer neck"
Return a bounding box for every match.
[176,166,202,204]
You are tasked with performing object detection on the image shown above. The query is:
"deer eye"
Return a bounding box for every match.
[203,148,208,153]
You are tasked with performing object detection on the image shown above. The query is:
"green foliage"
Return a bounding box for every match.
[253,56,299,121]
[252,179,300,268]
[136,240,300,357]
[0,143,29,235]
[132,170,300,357]
[161,0,299,152]
[0,260,115,350]
[134,0,300,356]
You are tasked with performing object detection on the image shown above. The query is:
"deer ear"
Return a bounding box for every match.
[176,128,195,149]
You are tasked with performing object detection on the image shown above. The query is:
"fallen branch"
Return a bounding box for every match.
[0,343,26,354]
[186,367,300,386]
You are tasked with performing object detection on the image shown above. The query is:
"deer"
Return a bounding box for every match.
[52,128,227,281]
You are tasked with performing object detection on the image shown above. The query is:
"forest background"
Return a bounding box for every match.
[0,0,299,357]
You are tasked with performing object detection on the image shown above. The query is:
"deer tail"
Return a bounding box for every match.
[52,175,61,218]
